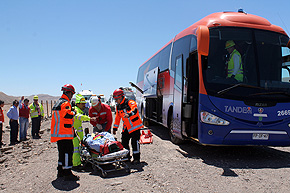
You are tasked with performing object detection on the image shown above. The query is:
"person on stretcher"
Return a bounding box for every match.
[83,131,123,155]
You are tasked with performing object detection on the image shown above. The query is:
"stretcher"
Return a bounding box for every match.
[79,132,130,177]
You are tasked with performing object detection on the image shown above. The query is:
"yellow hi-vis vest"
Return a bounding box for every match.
[73,106,90,166]
[29,102,44,118]
[227,49,243,82]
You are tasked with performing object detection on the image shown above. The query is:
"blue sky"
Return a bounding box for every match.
[1,0,290,99]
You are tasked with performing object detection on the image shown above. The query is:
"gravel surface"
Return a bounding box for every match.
[1,117,290,192]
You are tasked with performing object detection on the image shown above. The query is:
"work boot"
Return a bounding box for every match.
[72,165,83,171]
[57,172,64,178]
[57,167,64,178]
[132,160,140,165]
[64,174,80,181]
[125,155,131,163]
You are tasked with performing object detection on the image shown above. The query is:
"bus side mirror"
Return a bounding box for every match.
[197,25,209,56]
[288,40,290,49]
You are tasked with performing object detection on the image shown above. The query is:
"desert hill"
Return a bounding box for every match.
[0,92,59,104]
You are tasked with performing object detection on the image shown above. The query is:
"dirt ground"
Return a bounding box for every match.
[1,116,290,192]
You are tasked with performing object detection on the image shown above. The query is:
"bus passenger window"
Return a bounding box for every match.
[175,56,183,89]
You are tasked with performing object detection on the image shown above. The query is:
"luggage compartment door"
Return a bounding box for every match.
[143,67,159,98]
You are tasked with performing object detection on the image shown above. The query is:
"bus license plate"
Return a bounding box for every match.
[252,133,269,140]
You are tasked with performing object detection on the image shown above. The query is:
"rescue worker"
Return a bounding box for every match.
[72,94,97,169]
[112,88,143,164]
[29,95,44,139]
[89,96,113,133]
[225,40,243,82]
[51,84,79,181]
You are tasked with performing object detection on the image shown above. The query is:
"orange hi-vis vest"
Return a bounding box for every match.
[51,94,75,143]
[113,98,143,134]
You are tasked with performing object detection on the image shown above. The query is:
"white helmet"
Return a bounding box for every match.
[91,96,100,106]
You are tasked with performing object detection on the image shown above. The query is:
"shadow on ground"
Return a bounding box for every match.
[148,124,290,177]
[51,178,80,191]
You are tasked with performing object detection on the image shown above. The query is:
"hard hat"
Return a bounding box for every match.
[75,94,86,104]
[91,96,100,106]
[33,95,39,100]
[225,40,235,49]
[61,84,75,94]
[113,89,124,99]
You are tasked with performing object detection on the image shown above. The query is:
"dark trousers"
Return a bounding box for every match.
[121,129,141,161]
[0,123,3,145]
[57,140,73,176]
[32,116,41,137]
[9,120,18,144]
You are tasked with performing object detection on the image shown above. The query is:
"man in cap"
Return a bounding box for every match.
[225,40,243,82]
[29,95,44,139]
[89,96,113,133]
[72,94,97,169]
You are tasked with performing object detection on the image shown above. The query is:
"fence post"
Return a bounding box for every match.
[46,100,48,118]
[51,100,53,117]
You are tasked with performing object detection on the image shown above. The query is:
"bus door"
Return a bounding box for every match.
[172,55,183,139]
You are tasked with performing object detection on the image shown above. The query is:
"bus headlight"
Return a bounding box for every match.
[200,111,230,125]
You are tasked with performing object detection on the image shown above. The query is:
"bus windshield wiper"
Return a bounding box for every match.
[217,83,263,96]
[249,92,290,97]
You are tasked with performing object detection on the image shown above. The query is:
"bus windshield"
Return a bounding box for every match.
[203,27,290,102]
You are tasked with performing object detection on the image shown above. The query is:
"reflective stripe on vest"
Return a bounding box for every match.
[75,114,83,121]
[76,126,83,133]
[30,111,39,118]
[123,109,142,133]
[51,111,74,139]
[127,124,143,133]
[73,147,80,154]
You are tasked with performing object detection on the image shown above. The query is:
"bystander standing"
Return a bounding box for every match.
[29,95,44,139]
[0,100,5,148]
[19,96,30,141]
[7,100,19,145]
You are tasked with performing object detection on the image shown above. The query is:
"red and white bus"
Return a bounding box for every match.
[132,10,290,145]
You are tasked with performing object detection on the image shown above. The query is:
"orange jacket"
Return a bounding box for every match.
[113,98,143,134]
[51,94,75,143]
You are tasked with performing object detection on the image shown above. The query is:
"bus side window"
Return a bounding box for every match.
[175,55,183,90]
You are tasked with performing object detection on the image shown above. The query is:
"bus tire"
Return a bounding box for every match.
[168,113,184,144]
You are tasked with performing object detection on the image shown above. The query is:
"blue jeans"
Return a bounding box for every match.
[19,117,29,140]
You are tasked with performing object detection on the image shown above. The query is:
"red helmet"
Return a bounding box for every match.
[61,84,75,94]
[113,89,124,99]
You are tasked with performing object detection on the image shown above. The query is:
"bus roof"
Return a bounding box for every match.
[140,11,287,68]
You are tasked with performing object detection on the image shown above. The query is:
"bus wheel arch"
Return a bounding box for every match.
[167,106,184,144]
